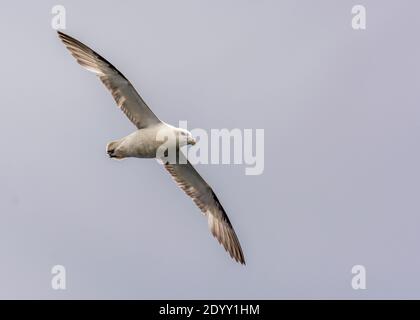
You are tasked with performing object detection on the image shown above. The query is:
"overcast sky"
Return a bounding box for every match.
[0,0,420,299]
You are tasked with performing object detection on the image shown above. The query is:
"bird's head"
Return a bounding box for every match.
[177,128,196,146]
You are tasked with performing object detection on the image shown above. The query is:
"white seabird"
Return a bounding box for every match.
[57,31,245,264]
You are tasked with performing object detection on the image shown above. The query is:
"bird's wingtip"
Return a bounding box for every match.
[238,255,246,265]
[56,30,69,40]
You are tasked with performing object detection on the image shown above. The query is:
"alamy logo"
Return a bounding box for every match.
[51,5,66,30]
[351,5,366,30]
[51,265,66,290]
[351,265,366,290]
[156,121,265,176]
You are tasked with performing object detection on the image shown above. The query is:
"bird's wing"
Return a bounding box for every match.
[57,31,161,129]
[162,155,245,264]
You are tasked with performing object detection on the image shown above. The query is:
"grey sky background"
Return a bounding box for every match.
[0,0,419,299]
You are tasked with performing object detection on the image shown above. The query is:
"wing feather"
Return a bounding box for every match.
[58,31,161,129]
[163,158,245,265]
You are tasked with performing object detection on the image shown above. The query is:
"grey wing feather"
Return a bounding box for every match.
[163,157,245,265]
[57,31,161,129]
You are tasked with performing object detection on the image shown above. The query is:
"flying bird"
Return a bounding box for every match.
[57,31,245,264]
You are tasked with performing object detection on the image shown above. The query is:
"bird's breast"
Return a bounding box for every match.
[124,127,167,158]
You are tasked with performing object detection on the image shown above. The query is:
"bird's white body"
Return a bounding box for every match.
[107,122,194,159]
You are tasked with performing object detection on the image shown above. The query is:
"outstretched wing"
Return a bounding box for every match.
[163,157,245,265]
[58,31,161,129]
